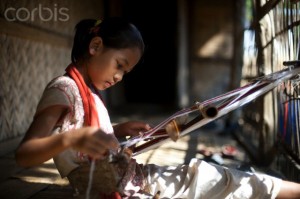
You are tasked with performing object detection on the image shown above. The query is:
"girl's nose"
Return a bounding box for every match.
[113,72,123,83]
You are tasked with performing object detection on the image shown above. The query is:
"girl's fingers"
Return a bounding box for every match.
[133,122,151,131]
[83,141,110,159]
[133,123,151,135]
[73,127,120,158]
[94,131,120,149]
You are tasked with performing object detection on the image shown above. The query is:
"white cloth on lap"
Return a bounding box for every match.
[142,158,282,199]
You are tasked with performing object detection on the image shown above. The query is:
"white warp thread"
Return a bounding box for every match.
[86,160,96,199]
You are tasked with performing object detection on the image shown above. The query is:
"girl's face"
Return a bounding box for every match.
[86,37,142,90]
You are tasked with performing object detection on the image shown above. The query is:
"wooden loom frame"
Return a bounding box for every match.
[119,62,300,157]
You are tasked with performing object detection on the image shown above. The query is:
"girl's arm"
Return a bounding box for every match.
[16,105,119,167]
[16,105,68,167]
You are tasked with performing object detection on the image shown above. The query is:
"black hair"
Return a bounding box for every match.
[71,17,145,63]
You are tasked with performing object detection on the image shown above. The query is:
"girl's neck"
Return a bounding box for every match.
[74,61,93,90]
[72,61,104,103]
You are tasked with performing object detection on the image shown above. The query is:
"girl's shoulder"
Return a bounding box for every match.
[43,75,81,105]
[47,75,77,90]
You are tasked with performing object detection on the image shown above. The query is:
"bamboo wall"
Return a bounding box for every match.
[239,0,300,181]
[0,0,103,155]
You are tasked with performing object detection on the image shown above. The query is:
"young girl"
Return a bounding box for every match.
[15,17,300,199]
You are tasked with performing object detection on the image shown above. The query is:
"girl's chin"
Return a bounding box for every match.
[93,84,105,91]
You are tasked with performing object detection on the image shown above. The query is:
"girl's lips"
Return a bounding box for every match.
[105,81,113,88]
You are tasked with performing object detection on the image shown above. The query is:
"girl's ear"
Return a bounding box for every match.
[89,37,103,55]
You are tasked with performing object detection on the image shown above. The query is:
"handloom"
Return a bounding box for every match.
[121,61,300,157]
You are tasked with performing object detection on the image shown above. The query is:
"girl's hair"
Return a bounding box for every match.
[71,17,145,63]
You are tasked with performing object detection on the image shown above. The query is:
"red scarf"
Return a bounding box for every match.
[65,64,100,127]
[65,64,121,199]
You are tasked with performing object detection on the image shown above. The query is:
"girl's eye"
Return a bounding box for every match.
[117,62,128,74]
[117,63,123,69]
[116,60,130,74]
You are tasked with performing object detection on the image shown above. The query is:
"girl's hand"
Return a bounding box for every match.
[65,126,120,160]
[113,121,151,138]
